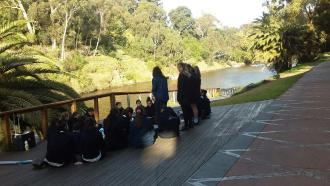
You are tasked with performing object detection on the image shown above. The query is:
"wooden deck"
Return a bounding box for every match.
[0,101,271,186]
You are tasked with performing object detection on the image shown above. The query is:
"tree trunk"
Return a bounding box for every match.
[93,11,104,56]
[61,12,69,61]
[52,38,57,50]
[17,0,34,34]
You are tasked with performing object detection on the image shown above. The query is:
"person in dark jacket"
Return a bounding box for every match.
[129,111,155,148]
[81,117,105,162]
[107,108,130,150]
[191,66,201,124]
[44,119,74,167]
[71,119,83,165]
[152,66,169,123]
[68,112,81,132]
[135,99,146,115]
[177,62,194,130]
[199,89,211,119]
[145,97,156,118]
[115,102,125,116]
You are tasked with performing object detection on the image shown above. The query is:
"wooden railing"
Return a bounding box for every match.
[0,88,227,146]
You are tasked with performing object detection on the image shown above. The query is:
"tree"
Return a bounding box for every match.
[6,0,35,34]
[60,0,80,60]
[313,0,330,50]
[0,20,80,112]
[195,14,220,38]
[169,6,196,36]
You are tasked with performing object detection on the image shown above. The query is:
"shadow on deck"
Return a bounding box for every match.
[0,101,272,186]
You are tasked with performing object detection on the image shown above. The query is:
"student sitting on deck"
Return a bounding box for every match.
[199,89,211,119]
[129,107,155,148]
[81,117,105,162]
[145,97,156,118]
[71,118,83,165]
[135,99,146,116]
[44,119,74,167]
[108,107,133,150]
[115,102,125,116]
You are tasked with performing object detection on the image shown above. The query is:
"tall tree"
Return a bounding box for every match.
[169,6,196,36]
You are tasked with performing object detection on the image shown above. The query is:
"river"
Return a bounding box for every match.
[91,65,275,94]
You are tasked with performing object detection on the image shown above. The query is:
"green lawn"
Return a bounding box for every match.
[212,52,330,107]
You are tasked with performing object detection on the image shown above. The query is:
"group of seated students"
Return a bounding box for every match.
[40,91,211,168]
[41,98,158,168]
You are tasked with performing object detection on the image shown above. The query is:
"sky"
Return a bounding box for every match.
[161,0,266,28]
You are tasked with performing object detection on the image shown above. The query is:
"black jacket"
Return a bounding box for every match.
[177,73,194,104]
[81,129,104,159]
[145,105,156,118]
[108,115,130,150]
[46,127,73,165]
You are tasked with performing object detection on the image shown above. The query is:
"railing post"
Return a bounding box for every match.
[1,114,11,146]
[71,101,77,113]
[93,98,99,122]
[41,108,48,139]
[110,94,116,109]
[126,94,131,108]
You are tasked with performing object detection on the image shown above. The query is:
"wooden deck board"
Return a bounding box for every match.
[0,101,272,186]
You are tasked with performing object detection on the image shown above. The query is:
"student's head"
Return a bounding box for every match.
[115,102,122,109]
[146,99,153,107]
[109,108,119,118]
[136,99,142,107]
[86,107,94,117]
[153,66,164,78]
[194,66,201,78]
[125,107,134,118]
[72,112,80,119]
[83,117,96,131]
[201,89,207,96]
[177,62,185,73]
[55,119,67,131]
[59,111,70,121]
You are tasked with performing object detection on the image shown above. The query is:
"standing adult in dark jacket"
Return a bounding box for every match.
[177,63,194,130]
[191,66,201,124]
[152,66,169,123]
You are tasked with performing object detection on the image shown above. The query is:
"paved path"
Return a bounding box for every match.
[189,62,330,186]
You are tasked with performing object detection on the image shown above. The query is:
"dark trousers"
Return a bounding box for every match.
[180,103,193,127]
[155,100,167,124]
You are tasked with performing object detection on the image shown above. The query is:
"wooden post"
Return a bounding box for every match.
[126,94,131,108]
[110,94,116,109]
[93,98,99,122]
[41,108,48,138]
[172,92,176,104]
[71,101,77,113]
[1,114,11,146]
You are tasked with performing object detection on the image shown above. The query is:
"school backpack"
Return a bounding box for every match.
[158,107,180,138]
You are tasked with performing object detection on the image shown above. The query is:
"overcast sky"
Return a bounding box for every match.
[161,0,266,28]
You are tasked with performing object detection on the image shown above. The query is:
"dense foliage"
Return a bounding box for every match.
[0,0,329,89]
[251,0,330,72]
[0,20,80,112]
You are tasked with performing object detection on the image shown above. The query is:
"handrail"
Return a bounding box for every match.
[0,90,170,116]
[0,88,224,147]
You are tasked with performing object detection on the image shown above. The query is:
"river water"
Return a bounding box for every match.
[91,65,275,94]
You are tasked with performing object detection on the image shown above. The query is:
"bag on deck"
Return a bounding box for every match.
[158,107,180,138]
